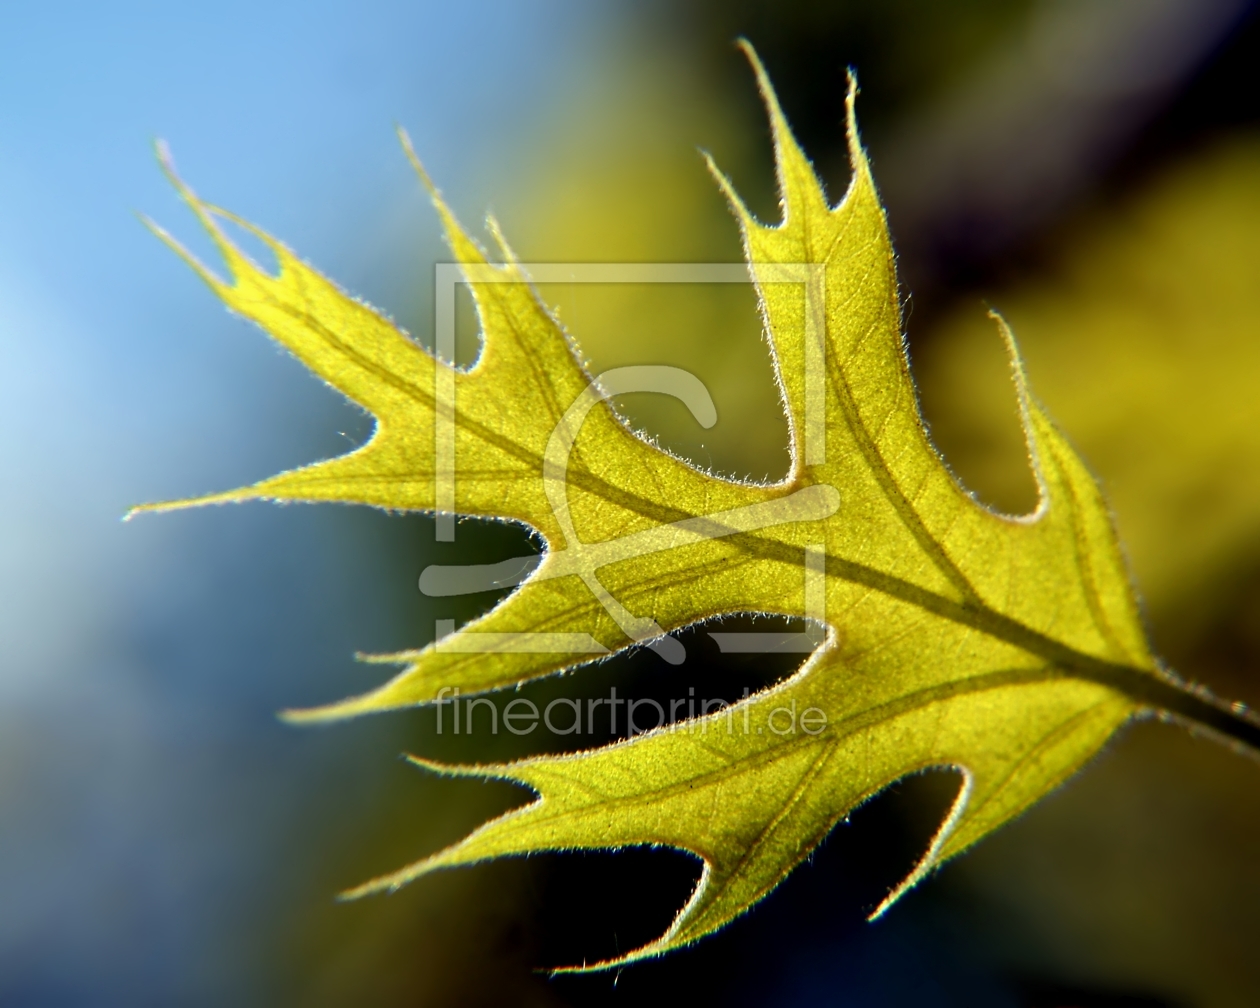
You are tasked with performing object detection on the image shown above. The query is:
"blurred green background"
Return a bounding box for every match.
[3,2,1259,1005]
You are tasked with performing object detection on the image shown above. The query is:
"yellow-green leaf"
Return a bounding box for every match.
[137,45,1249,970]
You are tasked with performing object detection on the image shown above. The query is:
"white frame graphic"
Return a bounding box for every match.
[425,262,830,657]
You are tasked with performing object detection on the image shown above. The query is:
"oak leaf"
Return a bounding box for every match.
[137,46,1244,969]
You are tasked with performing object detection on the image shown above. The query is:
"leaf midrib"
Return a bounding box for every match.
[265,280,1160,698]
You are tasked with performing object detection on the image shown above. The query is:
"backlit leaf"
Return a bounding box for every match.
[137,45,1251,969]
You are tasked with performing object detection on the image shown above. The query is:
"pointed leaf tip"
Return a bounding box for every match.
[735,38,792,152]
[843,68,868,179]
[396,125,437,194]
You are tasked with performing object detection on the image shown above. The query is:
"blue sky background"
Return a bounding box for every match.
[0,3,614,1004]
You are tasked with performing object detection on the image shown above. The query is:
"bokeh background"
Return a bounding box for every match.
[3,1,1260,1005]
